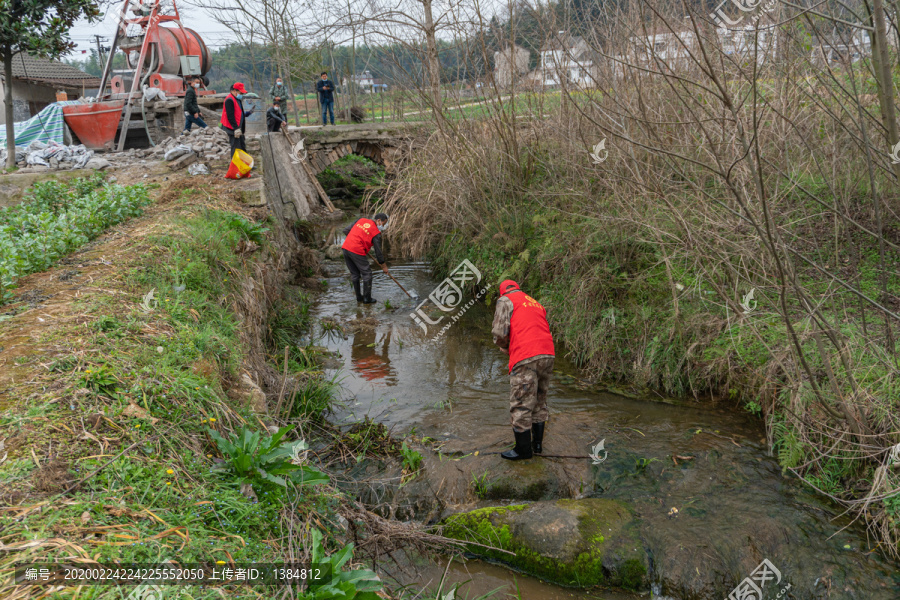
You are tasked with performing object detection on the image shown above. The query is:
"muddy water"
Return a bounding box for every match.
[310,243,899,599]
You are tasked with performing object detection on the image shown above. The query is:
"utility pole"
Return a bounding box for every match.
[94,35,108,68]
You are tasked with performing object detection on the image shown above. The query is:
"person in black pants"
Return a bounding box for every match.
[220,82,254,158]
[316,72,335,126]
[183,76,207,133]
[266,100,288,133]
[341,213,389,303]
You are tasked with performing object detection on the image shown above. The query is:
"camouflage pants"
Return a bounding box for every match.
[509,356,554,432]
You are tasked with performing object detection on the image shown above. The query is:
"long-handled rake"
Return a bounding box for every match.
[369,251,418,300]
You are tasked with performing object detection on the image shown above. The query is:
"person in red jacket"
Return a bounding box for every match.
[220,82,254,159]
[341,213,389,304]
[492,279,555,460]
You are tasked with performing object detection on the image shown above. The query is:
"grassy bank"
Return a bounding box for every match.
[381,93,900,555]
[316,154,385,208]
[0,174,448,599]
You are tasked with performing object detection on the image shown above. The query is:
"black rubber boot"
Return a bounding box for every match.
[501,429,533,461]
[352,280,364,302]
[362,280,377,304]
[532,421,545,455]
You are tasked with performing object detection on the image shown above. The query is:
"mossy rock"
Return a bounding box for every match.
[481,460,557,500]
[442,499,647,590]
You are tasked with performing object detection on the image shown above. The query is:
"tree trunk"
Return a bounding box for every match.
[4,47,15,169]
[422,0,442,113]
[869,0,900,181]
[282,57,301,127]
[350,30,358,108]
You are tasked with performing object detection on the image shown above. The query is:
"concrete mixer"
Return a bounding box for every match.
[62,0,226,151]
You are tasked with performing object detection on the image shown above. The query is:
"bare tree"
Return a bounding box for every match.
[380,0,900,557]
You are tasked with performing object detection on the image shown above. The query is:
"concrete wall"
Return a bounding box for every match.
[0,79,82,125]
[259,132,320,223]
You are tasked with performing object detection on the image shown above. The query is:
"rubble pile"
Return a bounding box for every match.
[3,127,262,174]
[0,141,101,170]
[149,127,233,163]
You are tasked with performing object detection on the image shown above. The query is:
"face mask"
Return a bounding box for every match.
[276,82,283,87]
[192,83,200,88]
[378,222,388,232]
[236,93,244,100]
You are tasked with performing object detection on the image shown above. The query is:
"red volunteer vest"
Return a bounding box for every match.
[341,218,380,256]
[220,94,243,129]
[506,291,555,372]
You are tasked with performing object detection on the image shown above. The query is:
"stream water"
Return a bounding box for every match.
[308,230,900,600]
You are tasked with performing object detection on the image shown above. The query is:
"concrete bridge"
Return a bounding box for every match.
[286,122,419,175]
[258,122,419,224]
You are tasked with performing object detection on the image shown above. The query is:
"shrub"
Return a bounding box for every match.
[208,425,329,489]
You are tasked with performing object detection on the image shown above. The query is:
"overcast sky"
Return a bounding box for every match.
[65,3,238,59]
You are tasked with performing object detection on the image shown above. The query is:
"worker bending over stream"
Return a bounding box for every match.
[492,280,555,460]
[341,213,389,304]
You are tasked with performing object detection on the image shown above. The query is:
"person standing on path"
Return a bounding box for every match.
[317,72,335,126]
[492,279,555,461]
[341,213,389,304]
[220,82,254,159]
[182,76,207,133]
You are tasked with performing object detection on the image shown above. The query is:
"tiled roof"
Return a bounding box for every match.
[2,53,100,87]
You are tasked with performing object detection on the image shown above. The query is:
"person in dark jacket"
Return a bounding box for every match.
[266,100,288,133]
[182,76,206,133]
[269,77,287,104]
[341,213,389,303]
[316,72,335,126]
[220,82,254,158]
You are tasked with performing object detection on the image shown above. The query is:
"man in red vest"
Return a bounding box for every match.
[341,213,389,304]
[220,82,254,160]
[492,280,555,460]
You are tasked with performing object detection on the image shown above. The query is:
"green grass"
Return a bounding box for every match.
[316,154,385,207]
[0,189,386,598]
[0,174,152,304]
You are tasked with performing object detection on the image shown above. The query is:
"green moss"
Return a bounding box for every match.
[615,558,648,590]
[441,500,647,590]
[484,477,549,501]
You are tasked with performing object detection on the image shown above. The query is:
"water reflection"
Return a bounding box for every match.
[349,324,396,384]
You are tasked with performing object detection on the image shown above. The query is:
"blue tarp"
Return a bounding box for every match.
[0,101,82,147]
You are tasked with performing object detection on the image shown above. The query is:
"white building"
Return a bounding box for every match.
[493,44,530,87]
[0,54,99,124]
[624,26,700,71]
[535,32,597,87]
[815,30,871,65]
[343,71,387,93]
